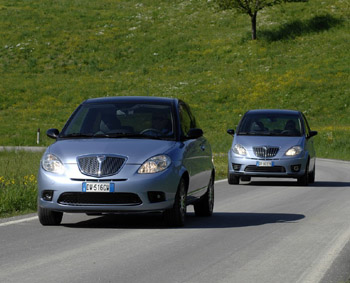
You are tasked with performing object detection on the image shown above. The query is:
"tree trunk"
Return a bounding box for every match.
[251,12,257,40]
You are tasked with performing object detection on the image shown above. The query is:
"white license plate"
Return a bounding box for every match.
[256,161,274,167]
[82,182,115,193]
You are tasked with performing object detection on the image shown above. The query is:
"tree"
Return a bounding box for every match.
[215,0,297,40]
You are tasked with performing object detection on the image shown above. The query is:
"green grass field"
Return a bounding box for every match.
[0,0,349,217]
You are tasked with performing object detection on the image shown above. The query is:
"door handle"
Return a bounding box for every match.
[200,145,206,151]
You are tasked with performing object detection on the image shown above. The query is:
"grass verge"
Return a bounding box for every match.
[0,151,41,218]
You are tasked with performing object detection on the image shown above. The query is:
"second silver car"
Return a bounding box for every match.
[227,109,317,186]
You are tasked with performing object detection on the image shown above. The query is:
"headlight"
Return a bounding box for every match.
[138,155,171,174]
[232,144,247,156]
[42,153,65,174]
[285,146,302,156]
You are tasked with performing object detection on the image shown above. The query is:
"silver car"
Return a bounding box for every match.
[227,109,317,185]
[38,96,214,226]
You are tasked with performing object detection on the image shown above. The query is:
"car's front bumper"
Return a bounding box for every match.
[38,163,180,213]
[228,153,308,179]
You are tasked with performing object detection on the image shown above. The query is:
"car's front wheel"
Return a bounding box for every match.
[194,176,214,217]
[309,162,316,184]
[298,161,310,186]
[228,173,239,185]
[164,178,187,227]
[38,206,63,226]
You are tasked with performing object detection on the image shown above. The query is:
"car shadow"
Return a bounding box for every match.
[185,212,305,229]
[309,181,350,188]
[247,180,350,188]
[247,180,300,187]
[62,212,305,229]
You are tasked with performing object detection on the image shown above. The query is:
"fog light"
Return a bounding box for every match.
[42,190,54,201]
[232,164,241,171]
[291,165,301,172]
[148,191,166,203]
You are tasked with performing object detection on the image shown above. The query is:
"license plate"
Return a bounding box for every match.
[256,161,274,167]
[82,182,115,193]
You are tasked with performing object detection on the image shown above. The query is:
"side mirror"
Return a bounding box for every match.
[309,131,318,138]
[227,129,235,136]
[187,128,203,139]
[47,128,59,139]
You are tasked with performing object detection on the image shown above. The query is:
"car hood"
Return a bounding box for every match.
[47,138,177,164]
[233,135,304,151]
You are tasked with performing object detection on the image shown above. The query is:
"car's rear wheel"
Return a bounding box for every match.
[163,178,187,227]
[38,206,63,226]
[194,176,214,217]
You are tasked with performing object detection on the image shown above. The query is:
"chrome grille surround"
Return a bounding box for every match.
[77,155,127,177]
[253,146,279,158]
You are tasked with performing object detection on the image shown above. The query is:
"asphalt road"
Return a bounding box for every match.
[1,158,350,283]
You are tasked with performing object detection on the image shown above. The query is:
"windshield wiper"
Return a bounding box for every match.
[61,132,173,140]
[61,133,94,138]
[238,132,263,136]
[94,133,151,139]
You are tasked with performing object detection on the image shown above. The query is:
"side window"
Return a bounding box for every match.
[302,114,311,137]
[179,102,196,137]
[187,105,197,129]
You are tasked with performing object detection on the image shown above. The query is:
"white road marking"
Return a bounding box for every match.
[297,226,350,283]
[0,216,37,227]
[215,179,227,184]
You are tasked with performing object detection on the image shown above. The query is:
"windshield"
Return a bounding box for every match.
[237,113,303,137]
[60,102,175,140]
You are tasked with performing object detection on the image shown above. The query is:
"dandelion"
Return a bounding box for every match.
[29,174,36,183]
[23,175,37,186]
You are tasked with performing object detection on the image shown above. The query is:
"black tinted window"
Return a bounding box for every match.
[179,102,197,137]
[302,113,311,137]
[238,113,302,136]
[61,102,175,140]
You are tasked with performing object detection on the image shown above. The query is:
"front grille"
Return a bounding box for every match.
[58,192,142,206]
[245,165,286,173]
[253,147,279,158]
[78,155,126,177]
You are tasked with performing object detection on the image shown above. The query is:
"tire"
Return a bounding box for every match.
[298,161,309,186]
[163,178,187,227]
[194,176,214,217]
[228,173,239,185]
[38,206,63,226]
[309,162,316,184]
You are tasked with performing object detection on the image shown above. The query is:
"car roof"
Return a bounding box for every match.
[83,96,177,105]
[245,109,301,116]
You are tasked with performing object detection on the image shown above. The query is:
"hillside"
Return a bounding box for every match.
[0,0,349,159]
